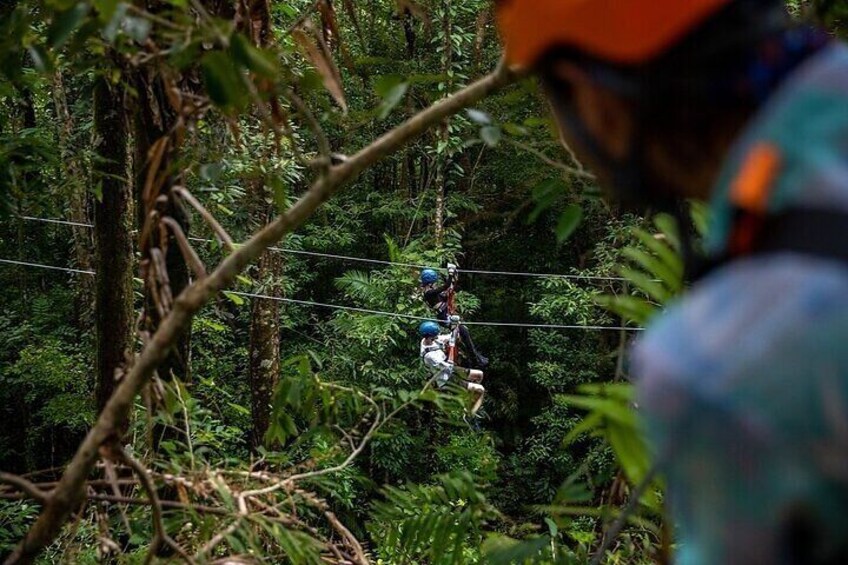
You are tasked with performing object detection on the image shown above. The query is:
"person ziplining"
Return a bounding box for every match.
[419,264,488,369]
[419,320,486,427]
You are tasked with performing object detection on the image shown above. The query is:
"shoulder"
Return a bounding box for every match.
[633,254,848,399]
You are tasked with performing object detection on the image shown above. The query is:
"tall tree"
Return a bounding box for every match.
[52,69,94,324]
[248,199,283,449]
[92,75,133,413]
[241,0,283,449]
[433,0,453,247]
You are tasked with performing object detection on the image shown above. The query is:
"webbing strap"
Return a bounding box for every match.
[692,207,848,281]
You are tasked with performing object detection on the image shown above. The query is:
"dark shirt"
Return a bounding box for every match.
[422,275,455,322]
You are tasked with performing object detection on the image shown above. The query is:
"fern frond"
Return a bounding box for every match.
[370,471,495,564]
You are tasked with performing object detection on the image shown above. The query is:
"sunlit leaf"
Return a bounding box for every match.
[555,205,582,243]
[378,82,408,119]
[222,291,245,306]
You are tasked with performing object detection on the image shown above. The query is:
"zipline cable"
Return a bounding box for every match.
[0,257,97,275]
[0,257,643,332]
[18,215,629,282]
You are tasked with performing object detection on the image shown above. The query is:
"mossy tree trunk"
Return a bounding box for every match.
[92,76,133,414]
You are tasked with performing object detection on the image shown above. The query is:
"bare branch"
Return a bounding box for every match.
[103,460,132,534]
[502,136,594,180]
[194,518,243,561]
[325,511,368,565]
[0,473,49,504]
[162,217,208,280]
[9,62,514,565]
[288,90,332,162]
[109,445,196,565]
[173,186,236,251]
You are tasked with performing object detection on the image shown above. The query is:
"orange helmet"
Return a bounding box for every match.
[496,0,734,68]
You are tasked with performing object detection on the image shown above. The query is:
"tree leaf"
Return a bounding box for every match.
[480,125,501,147]
[48,3,90,49]
[527,178,566,224]
[339,0,364,44]
[201,51,248,112]
[122,15,151,43]
[555,205,582,243]
[502,122,528,136]
[230,33,277,78]
[93,0,121,22]
[101,1,128,42]
[222,291,245,306]
[292,22,347,112]
[465,108,491,125]
[374,74,403,97]
[378,82,408,120]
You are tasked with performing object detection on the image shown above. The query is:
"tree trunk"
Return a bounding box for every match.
[240,0,282,450]
[433,0,453,247]
[92,77,134,414]
[53,70,94,325]
[248,239,283,449]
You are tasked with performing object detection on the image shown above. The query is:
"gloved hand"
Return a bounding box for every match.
[447,263,458,276]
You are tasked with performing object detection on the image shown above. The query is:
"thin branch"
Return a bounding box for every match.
[288,90,331,162]
[111,446,196,565]
[284,0,322,36]
[87,494,230,515]
[125,4,185,32]
[590,463,661,565]
[172,187,236,251]
[162,217,208,280]
[324,511,368,565]
[9,61,514,565]
[502,136,594,180]
[0,473,49,504]
[194,518,243,561]
[103,460,132,535]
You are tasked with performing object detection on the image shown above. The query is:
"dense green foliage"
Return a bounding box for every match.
[10,0,835,562]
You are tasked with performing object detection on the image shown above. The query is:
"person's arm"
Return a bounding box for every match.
[423,350,453,372]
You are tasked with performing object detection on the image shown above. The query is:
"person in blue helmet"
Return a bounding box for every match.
[418,321,485,416]
[419,264,488,369]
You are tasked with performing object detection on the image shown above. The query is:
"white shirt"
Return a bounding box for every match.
[420,335,452,386]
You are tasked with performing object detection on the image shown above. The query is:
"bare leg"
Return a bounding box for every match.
[467,382,485,415]
[466,369,485,415]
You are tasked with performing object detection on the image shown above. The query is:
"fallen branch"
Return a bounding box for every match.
[7,61,514,565]
[110,445,196,565]
[0,473,49,505]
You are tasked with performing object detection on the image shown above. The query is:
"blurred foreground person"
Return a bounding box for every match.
[497,0,848,563]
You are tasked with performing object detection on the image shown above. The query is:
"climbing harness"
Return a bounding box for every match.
[446,315,461,365]
[445,263,458,319]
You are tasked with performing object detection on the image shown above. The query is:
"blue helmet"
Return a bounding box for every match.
[420,268,439,286]
[419,321,440,338]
